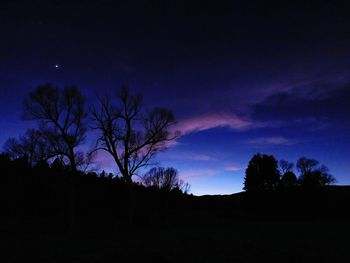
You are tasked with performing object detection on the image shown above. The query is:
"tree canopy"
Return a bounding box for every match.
[243,154,336,192]
[21,84,87,170]
[243,153,280,192]
[297,157,336,188]
[141,167,190,193]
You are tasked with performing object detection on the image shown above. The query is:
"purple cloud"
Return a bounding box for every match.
[224,163,244,172]
[247,136,298,146]
[174,114,253,135]
[179,168,220,180]
[166,151,216,161]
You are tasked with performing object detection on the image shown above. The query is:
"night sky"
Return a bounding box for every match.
[1,1,350,195]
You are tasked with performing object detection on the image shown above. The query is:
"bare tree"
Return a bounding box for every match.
[297,157,336,188]
[141,167,190,193]
[23,84,87,170]
[91,86,178,184]
[279,159,294,174]
[4,128,54,166]
[296,157,319,176]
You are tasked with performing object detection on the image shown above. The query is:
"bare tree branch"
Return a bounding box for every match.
[91,86,179,183]
[22,84,87,170]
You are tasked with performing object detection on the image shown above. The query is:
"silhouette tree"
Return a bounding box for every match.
[50,156,68,171]
[141,167,190,193]
[22,84,87,171]
[91,86,178,184]
[297,157,336,188]
[4,129,54,167]
[91,86,178,224]
[281,171,298,189]
[296,157,319,176]
[278,160,297,189]
[243,153,280,192]
[21,84,87,231]
[279,159,294,174]
[99,170,107,179]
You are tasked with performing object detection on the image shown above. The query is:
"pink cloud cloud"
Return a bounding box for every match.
[155,139,180,149]
[179,168,219,180]
[188,154,215,161]
[247,136,298,146]
[166,151,216,161]
[224,164,244,172]
[174,114,253,135]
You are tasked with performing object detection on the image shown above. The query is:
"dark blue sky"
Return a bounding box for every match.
[1,1,350,194]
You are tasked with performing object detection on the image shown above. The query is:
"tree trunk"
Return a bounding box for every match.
[69,175,76,233]
[68,157,77,234]
[126,178,135,226]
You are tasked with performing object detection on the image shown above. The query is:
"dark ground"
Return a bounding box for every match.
[1,157,349,262]
[1,217,349,262]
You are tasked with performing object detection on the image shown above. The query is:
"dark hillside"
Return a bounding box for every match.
[1,155,350,262]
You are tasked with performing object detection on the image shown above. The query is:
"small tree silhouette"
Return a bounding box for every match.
[141,167,190,193]
[297,157,336,188]
[4,129,53,167]
[278,160,297,189]
[296,157,319,176]
[279,159,294,174]
[281,171,298,189]
[243,153,280,192]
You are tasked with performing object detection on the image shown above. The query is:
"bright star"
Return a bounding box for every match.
[54,64,60,69]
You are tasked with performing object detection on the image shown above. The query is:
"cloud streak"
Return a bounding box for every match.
[166,151,216,161]
[224,164,244,172]
[247,136,298,146]
[175,114,253,135]
[179,168,219,179]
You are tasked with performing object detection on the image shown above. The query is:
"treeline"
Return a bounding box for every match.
[1,84,193,228]
[3,84,180,188]
[236,153,350,220]
[0,151,348,235]
[0,153,189,233]
[244,153,336,192]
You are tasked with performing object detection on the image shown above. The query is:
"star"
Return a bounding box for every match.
[54,64,60,69]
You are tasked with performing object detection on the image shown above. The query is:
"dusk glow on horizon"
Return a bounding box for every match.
[1,1,350,195]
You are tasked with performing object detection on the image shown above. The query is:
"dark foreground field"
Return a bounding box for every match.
[1,188,350,262]
[1,157,349,262]
[1,217,349,262]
